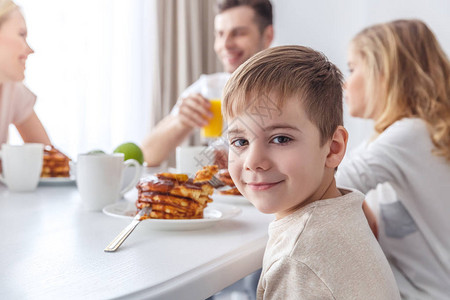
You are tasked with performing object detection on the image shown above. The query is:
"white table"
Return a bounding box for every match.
[0,182,274,299]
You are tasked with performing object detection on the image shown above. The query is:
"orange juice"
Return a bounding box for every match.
[201,99,223,137]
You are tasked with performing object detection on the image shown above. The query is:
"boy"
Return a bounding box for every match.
[222,45,400,299]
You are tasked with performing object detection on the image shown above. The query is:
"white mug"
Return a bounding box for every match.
[121,164,143,191]
[0,143,44,192]
[76,153,141,211]
[176,146,210,176]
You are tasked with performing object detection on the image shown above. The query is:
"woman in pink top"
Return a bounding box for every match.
[0,0,50,145]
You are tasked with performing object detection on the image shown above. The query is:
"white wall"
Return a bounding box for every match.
[271,0,450,151]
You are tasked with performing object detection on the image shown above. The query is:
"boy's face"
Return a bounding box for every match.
[227,96,335,219]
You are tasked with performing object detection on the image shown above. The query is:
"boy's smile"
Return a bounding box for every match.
[246,181,284,191]
[227,97,339,219]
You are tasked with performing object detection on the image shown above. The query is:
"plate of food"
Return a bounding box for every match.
[210,169,250,205]
[107,165,241,230]
[39,176,76,184]
[39,145,75,184]
[103,202,241,231]
[212,192,250,205]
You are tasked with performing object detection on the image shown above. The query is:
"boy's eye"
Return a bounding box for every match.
[230,138,248,147]
[272,136,292,144]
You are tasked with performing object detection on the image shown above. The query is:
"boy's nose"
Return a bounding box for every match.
[243,145,271,172]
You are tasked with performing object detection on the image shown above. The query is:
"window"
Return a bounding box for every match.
[11,0,156,158]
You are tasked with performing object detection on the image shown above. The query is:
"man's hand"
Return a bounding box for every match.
[141,94,213,166]
[176,93,213,128]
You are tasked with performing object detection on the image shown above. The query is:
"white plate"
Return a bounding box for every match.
[102,202,242,231]
[212,193,250,205]
[39,176,76,184]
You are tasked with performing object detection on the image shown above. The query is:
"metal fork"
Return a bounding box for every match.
[208,175,227,190]
[104,206,151,252]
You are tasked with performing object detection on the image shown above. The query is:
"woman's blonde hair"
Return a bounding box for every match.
[0,0,17,27]
[352,19,450,161]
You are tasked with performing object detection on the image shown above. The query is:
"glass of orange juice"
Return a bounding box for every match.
[201,99,223,138]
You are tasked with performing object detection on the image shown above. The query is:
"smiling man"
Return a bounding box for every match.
[142,0,274,166]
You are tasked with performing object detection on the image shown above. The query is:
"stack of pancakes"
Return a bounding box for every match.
[41,145,71,177]
[217,169,242,196]
[136,165,218,219]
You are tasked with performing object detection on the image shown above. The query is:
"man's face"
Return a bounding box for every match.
[214,6,272,73]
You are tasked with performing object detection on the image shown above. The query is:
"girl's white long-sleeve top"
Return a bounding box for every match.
[336,118,450,299]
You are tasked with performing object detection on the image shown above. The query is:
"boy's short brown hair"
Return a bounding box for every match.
[223,45,344,145]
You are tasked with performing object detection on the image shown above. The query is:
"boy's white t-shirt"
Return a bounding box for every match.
[258,190,400,300]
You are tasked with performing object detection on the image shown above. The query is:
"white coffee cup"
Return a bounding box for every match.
[176,146,210,176]
[76,153,141,211]
[0,143,44,192]
[121,164,143,191]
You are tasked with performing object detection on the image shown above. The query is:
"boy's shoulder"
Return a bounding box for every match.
[272,189,364,230]
[290,190,367,252]
[262,191,400,299]
[266,190,365,261]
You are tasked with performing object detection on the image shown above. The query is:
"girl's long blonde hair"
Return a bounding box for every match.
[352,19,450,161]
[0,0,17,26]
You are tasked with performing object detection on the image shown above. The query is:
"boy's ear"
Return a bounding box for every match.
[325,126,348,169]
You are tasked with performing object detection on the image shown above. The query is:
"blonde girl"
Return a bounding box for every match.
[337,19,450,299]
